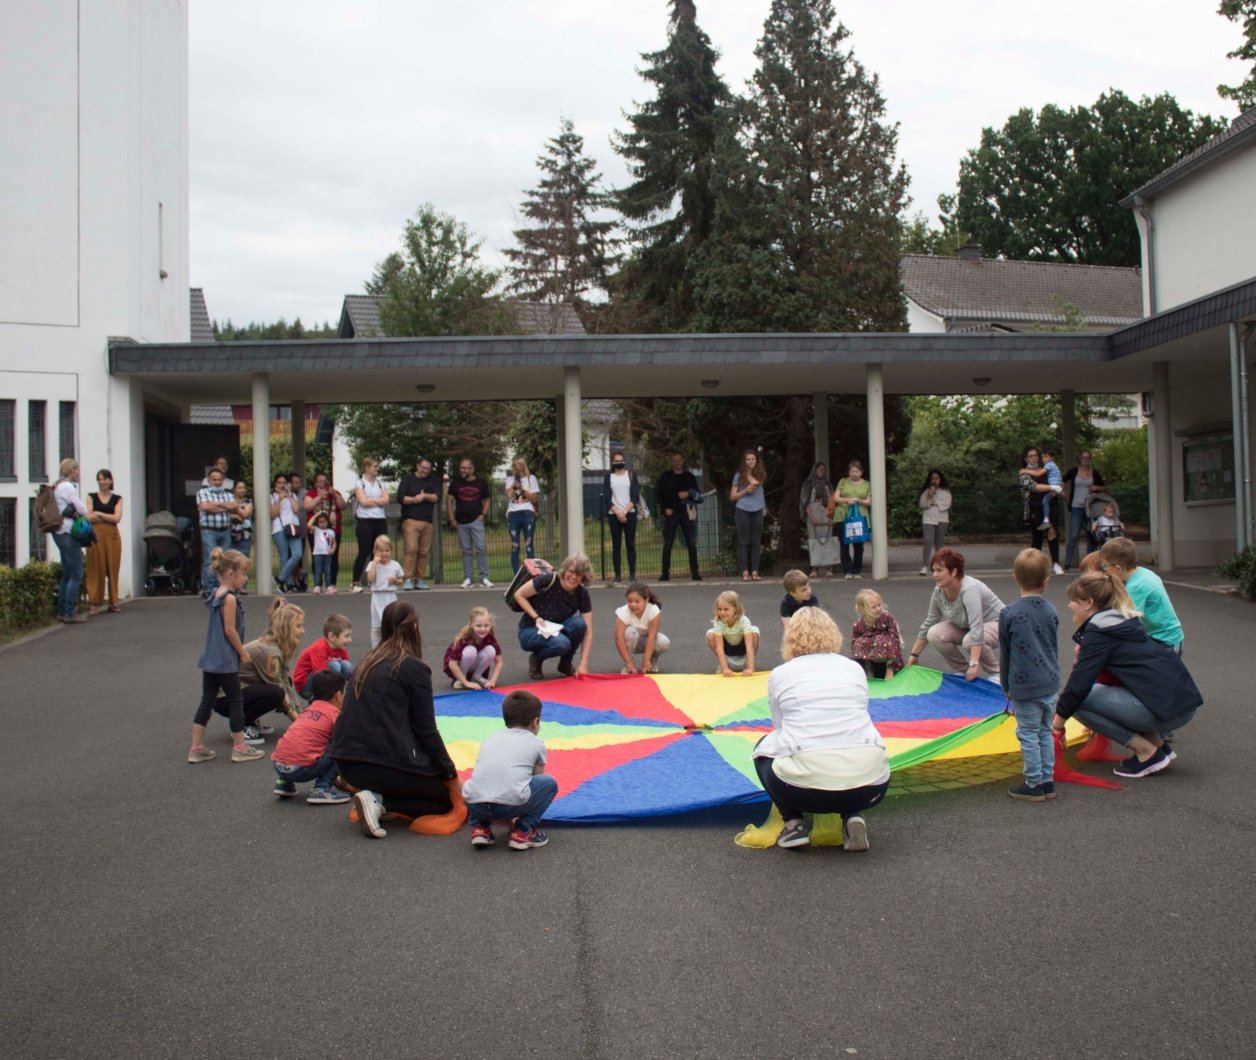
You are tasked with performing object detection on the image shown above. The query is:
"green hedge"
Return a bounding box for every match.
[0,562,63,636]
[1218,547,1256,599]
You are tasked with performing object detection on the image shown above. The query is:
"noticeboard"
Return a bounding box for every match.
[1182,434,1233,504]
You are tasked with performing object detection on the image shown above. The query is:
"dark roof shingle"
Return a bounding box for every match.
[337,295,586,338]
[1121,106,1256,205]
[189,288,214,342]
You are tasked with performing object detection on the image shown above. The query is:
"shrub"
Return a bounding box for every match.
[1217,547,1256,599]
[0,561,63,635]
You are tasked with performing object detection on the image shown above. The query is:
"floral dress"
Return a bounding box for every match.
[852,611,904,670]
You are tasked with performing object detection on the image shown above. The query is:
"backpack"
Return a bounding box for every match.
[504,557,556,613]
[35,484,63,533]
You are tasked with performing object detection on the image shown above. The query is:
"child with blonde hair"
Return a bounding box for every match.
[365,534,404,647]
[444,606,504,689]
[615,582,669,674]
[851,589,904,679]
[706,590,759,676]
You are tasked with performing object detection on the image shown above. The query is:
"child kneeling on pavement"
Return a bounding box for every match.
[271,670,352,804]
[462,690,558,851]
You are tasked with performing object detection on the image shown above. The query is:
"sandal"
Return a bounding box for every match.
[108,605,121,613]
[751,573,762,581]
[88,606,98,616]
[741,572,750,582]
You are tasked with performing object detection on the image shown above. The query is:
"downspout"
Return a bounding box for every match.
[1134,195,1156,315]
[1245,324,1254,548]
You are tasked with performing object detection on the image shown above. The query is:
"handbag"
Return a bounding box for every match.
[843,504,870,544]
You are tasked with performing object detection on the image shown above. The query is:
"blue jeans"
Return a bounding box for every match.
[508,510,536,574]
[273,530,303,585]
[1012,694,1057,787]
[457,519,488,580]
[467,774,559,831]
[274,755,339,793]
[1073,683,1198,747]
[312,554,332,588]
[199,527,233,592]
[53,532,84,618]
[518,614,586,665]
[1064,506,1089,568]
[301,657,354,698]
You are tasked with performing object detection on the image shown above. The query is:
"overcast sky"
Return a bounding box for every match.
[189,0,1246,327]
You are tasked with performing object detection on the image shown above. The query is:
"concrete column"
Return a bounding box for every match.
[290,400,306,482]
[1150,362,1174,572]
[866,365,888,580]
[555,391,568,558]
[813,392,829,467]
[1060,389,1076,472]
[561,367,584,558]
[1229,324,1252,551]
[251,374,273,592]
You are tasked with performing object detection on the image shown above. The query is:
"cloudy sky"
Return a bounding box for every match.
[189,0,1246,328]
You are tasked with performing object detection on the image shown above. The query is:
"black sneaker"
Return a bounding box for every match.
[1114,747,1171,778]
[658,575,670,582]
[1008,782,1048,802]
[242,725,266,745]
[1041,781,1057,800]
[776,821,810,849]
[1162,741,1176,761]
[691,573,703,581]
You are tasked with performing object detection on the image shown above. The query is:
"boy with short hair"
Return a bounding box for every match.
[271,670,351,804]
[1099,538,1184,655]
[293,613,354,698]
[999,548,1060,802]
[779,569,820,629]
[462,690,558,851]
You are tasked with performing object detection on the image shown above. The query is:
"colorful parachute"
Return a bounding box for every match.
[436,669,1085,823]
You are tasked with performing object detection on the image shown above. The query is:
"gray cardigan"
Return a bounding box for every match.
[917,576,1006,648]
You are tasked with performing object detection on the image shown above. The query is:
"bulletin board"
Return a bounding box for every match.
[1182,434,1233,504]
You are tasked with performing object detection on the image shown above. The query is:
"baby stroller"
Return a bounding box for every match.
[1085,492,1125,547]
[143,511,195,595]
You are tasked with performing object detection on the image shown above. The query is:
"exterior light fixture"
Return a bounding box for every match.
[415,384,436,393]
[972,377,992,387]
[701,379,719,389]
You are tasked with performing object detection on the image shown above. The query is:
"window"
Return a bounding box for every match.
[28,400,47,481]
[59,401,76,461]
[28,498,47,561]
[0,499,15,567]
[0,400,14,479]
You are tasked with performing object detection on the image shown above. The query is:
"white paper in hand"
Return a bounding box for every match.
[535,618,563,639]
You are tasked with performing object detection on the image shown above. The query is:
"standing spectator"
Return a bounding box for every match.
[350,458,389,593]
[1018,447,1062,575]
[829,460,871,580]
[229,480,254,559]
[446,457,492,589]
[287,473,309,592]
[269,473,304,594]
[85,468,123,615]
[196,466,237,597]
[656,451,702,582]
[602,450,641,586]
[800,462,836,578]
[1062,449,1105,570]
[53,458,88,623]
[398,456,442,590]
[918,469,952,575]
[730,449,767,582]
[201,455,234,489]
[504,456,540,576]
[303,471,346,587]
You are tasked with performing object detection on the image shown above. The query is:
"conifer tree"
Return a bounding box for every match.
[506,118,617,306]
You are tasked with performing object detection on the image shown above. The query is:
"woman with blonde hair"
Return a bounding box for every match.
[351,457,389,592]
[505,455,540,575]
[753,607,890,851]
[237,600,306,737]
[52,458,89,623]
[514,552,595,680]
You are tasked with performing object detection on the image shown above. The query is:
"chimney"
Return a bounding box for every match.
[955,243,982,261]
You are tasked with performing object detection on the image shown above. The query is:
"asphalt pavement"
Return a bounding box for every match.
[2,558,1253,1059]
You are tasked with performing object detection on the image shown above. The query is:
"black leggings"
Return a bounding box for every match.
[195,671,243,732]
[352,519,387,585]
[336,760,453,819]
[213,683,286,725]
[754,755,889,821]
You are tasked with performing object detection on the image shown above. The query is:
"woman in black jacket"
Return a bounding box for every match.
[1053,571,1202,779]
[330,600,458,838]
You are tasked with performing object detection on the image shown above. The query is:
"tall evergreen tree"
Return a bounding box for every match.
[611,0,732,329]
[506,118,617,306]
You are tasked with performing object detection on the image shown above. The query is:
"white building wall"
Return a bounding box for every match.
[0,1,189,591]
[905,300,945,334]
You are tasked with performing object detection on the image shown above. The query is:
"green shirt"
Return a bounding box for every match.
[831,477,870,523]
[1126,568,1183,646]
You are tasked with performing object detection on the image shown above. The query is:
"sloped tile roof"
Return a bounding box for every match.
[337,295,586,338]
[901,255,1143,328]
[189,288,214,342]
[339,294,383,338]
[189,404,235,425]
[1122,106,1256,205]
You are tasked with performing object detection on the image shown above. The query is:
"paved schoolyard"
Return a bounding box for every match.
[3,562,1254,1058]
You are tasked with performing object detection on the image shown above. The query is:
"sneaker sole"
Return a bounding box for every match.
[187,753,215,764]
[843,818,870,852]
[353,792,387,837]
[307,797,350,805]
[471,837,495,848]
[776,835,811,849]
[1008,790,1047,802]
[231,751,264,762]
[508,837,548,850]
[274,789,297,799]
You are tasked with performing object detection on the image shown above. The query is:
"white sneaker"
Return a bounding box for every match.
[1052,563,1064,575]
[353,790,387,838]
[843,815,869,852]
[480,577,493,589]
[350,584,363,594]
[1037,520,1052,531]
[461,578,473,589]
[919,566,929,576]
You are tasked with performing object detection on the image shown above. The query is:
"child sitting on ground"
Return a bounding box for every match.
[706,590,759,676]
[365,534,404,648]
[293,613,353,699]
[1100,537,1184,656]
[998,549,1060,802]
[462,690,558,851]
[851,589,904,679]
[443,606,504,689]
[309,511,337,593]
[270,669,352,804]
[779,568,820,629]
[1090,502,1125,543]
[615,582,669,674]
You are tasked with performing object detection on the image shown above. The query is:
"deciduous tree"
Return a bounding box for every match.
[1217,1,1256,110]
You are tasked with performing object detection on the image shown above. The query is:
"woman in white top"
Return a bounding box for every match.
[351,457,390,592]
[268,472,304,593]
[918,468,953,575]
[614,582,670,674]
[52,458,89,623]
[505,455,540,575]
[602,450,642,585]
[1062,449,1105,570]
[753,607,890,850]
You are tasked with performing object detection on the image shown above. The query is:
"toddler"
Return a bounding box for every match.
[365,535,404,647]
[293,613,354,698]
[271,670,352,804]
[444,606,504,689]
[1091,502,1124,543]
[1036,448,1064,530]
[706,590,759,676]
[851,589,904,679]
[998,549,1060,801]
[187,548,264,764]
[779,569,820,629]
[615,582,669,674]
[310,511,337,593]
[463,690,559,851]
